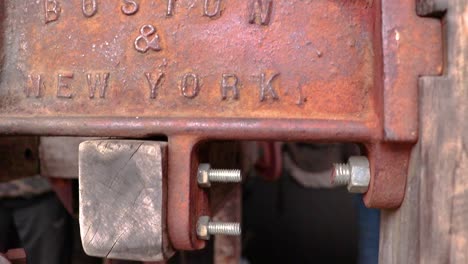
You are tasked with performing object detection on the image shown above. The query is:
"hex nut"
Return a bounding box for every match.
[347,156,370,193]
[197,164,211,188]
[196,216,211,240]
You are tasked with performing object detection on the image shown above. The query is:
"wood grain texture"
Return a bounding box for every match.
[213,187,242,264]
[40,137,97,179]
[380,1,468,263]
[79,140,173,262]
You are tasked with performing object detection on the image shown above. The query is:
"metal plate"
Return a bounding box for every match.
[0,0,444,251]
[0,0,375,126]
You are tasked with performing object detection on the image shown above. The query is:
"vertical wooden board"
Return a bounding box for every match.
[213,187,242,264]
[379,147,421,263]
[418,77,457,264]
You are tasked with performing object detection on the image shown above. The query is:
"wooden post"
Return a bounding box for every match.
[79,140,173,262]
[380,1,468,263]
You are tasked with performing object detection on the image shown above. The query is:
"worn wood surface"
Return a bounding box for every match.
[380,1,468,263]
[213,186,242,264]
[40,137,96,179]
[79,140,172,262]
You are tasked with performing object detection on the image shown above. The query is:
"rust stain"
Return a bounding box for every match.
[0,0,443,251]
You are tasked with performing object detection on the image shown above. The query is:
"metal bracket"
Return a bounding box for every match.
[0,0,443,251]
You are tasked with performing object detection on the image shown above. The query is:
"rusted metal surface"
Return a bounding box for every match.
[363,0,443,208]
[48,177,74,215]
[168,136,209,250]
[0,137,39,183]
[1,1,375,121]
[379,1,468,263]
[0,0,442,251]
[382,0,443,142]
[255,142,283,181]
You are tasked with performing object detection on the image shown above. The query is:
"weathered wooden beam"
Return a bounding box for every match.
[40,137,96,179]
[213,186,242,264]
[79,140,173,262]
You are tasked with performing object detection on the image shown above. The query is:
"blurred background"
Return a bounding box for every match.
[0,138,379,264]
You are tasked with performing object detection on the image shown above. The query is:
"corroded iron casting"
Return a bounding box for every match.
[0,0,442,251]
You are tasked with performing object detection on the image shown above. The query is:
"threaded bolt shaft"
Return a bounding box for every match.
[197,216,241,240]
[332,163,352,186]
[198,164,242,188]
[207,221,241,236]
[208,169,242,183]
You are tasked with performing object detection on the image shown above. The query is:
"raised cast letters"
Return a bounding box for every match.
[26,74,44,98]
[87,73,110,99]
[145,72,165,99]
[82,0,98,18]
[249,0,273,25]
[181,73,200,99]
[44,0,61,24]
[221,74,239,100]
[166,0,176,17]
[22,71,305,105]
[134,25,162,53]
[259,72,280,101]
[57,72,74,99]
[204,0,222,18]
[121,0,139,16]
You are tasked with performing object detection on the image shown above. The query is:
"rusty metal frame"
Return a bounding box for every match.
[0,0,442,251]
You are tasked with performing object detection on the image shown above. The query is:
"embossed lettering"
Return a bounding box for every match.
[57,72,74,99]
[26,75,44,98]
[167,0,176,17]
[134,25,162,53]
[145,72,165,99]
[295,86,306,105]
[259,72,279,101]
[249,0,273,25]
[82,0,98,17]
[204,0,222,18]
[44,0,61,24]
[121,0,139,15]
[87,73,110,99]
[181,73,200,99]
[221,74,239,100]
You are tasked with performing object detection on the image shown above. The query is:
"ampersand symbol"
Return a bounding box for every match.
[134,25,162,53]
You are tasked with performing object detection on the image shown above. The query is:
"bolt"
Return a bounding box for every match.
[196,216,241,241]
[333,163,352,185]
[197,163,242,188]
[332,156,370,193]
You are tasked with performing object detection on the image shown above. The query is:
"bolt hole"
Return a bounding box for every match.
[24,148,33,160]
